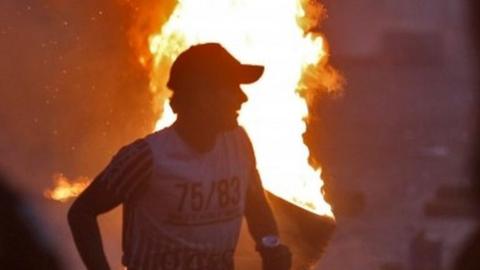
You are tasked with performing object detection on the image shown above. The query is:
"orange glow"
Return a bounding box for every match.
[44,1,341,218]
[149,0,341,217]
[44,173,91,202]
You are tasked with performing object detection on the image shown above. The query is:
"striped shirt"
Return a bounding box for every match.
[101,139,153,202]
[93,126,277,270]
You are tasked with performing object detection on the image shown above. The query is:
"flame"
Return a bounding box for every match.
[43,1,341,218]
[148,0,340,217]
[44,173,91,202]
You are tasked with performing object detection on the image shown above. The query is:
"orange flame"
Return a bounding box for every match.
[148,0,341,217]
[44,173,91,202]
[44,1,341,219]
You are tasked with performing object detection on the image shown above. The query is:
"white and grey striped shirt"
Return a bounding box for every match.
[100,126,258,270]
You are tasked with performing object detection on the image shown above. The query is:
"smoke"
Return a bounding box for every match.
[0,0,176,191]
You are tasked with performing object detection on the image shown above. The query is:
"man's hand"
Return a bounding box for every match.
[258,244,292,270]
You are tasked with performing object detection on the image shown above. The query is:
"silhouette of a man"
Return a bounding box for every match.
[68,43,292,270]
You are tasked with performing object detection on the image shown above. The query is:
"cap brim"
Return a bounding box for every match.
[237,65,264,84]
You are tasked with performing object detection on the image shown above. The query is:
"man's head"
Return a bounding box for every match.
[167,43,264,132]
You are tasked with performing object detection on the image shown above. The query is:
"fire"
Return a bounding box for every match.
[148,0,340,217]
[44,1,341,218]
[44,173,91,202]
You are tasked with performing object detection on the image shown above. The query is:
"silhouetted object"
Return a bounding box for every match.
[266,192,335,270]
[0,173,62,270]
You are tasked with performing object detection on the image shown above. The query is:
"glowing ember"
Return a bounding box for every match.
[44,173,90,202]
[148,0,340,217]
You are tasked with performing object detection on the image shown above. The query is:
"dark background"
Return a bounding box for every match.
[0,0,478,269]
[312,1,478,269]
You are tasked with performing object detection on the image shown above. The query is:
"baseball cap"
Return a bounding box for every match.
[167,43,264,91]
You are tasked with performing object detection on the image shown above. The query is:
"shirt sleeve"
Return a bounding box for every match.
[67,139,153,270]
[98,138,154,202]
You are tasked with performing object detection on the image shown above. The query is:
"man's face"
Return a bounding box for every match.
[186,82,248,132]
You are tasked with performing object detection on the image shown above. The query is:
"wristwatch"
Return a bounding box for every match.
[261,235,280,248]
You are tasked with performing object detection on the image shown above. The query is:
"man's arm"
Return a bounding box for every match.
[244,168,292,270]
[244,168,278,244]
[68,172,121,270]
[67,139,153,270]
[239,128,291,269]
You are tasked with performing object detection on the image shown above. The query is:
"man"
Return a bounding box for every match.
[68,43,292,270]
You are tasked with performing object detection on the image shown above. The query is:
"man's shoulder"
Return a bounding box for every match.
[112,137,152,165]
[109,128,170,164]
[224,126,250,141]
[144,126,173,145]
[141,126,179,160]
[230,126,253,147]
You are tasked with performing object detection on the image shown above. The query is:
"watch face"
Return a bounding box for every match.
[262,235,280,247]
